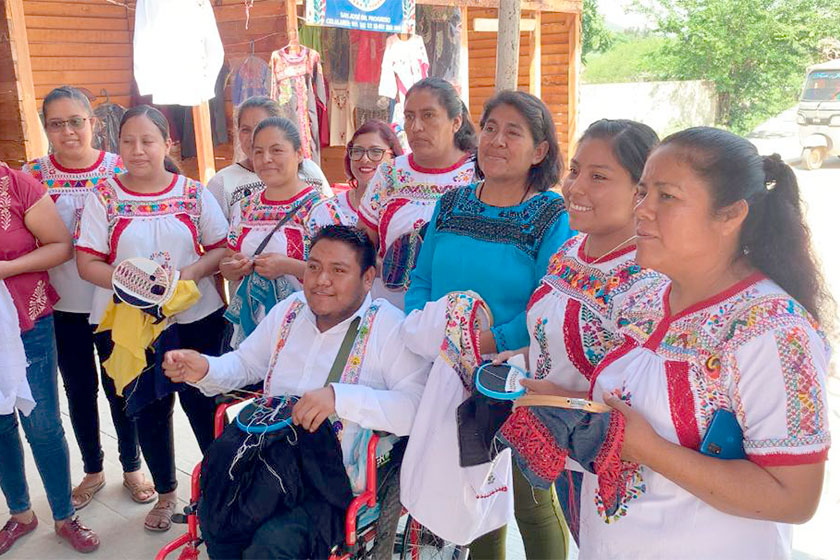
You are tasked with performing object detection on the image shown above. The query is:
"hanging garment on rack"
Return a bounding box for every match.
[92,100,126,154]
[269,46,327,164]
[181,64,231,159]
[232,55,272,107]
[133,0,225,105]
[351,30,387,84]
[299,24,323,53]
[323,28,350,83]
[329,84,353,147]
[378,35,430,127]
[417,6,461,86]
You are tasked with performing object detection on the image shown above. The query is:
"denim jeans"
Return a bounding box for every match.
[0,315,74,521]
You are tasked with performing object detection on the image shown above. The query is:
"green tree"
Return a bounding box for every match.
[636,0,840,132]
[582,0,614,61]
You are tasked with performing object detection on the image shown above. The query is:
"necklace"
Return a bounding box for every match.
[477,182,530,205]
[586,234,637,265]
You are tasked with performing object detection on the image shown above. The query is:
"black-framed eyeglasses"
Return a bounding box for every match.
[348,146,391,162]
[45,117,89,132]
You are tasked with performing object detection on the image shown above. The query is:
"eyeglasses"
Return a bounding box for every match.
[45,117,89,132]
[348,146,391,162]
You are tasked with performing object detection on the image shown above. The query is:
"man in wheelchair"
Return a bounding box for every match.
[163,225,429,559]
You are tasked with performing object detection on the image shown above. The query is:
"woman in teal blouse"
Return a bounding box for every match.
[405,91,573,558]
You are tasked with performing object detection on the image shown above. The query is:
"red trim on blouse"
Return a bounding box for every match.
[204,238,227,251]
[526,282,552,312]
[378,198,411,257]
[114,173,178,197]
[284,228,305,261]
[75,246,107,260]
[665,360,701,450]
[588,336,637,399]
[563,299,596,381]
[259,186,314,206]
[174,214,202,256]
[231,226,250,253]
[343,190,358,214]
[49,151,105,174]
[576,235,637,265]
[357,211,378,232]
[748,449,828,467]
[107,218,131,264]
[407,153,472,174]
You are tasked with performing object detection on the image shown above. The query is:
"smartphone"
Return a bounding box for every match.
[699,409,746,460]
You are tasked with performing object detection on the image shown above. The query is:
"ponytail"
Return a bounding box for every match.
[163,155,181,174]
[454,99,477,153]
[740,154,828,322]
[661,128,833,325]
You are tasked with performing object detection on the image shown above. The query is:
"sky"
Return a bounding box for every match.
[598,0,653,30]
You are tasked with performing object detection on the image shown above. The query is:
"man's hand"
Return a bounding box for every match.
[163,350,210,383]
[292,386,336,433]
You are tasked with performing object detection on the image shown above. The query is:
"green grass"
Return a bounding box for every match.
[583,35,669,84]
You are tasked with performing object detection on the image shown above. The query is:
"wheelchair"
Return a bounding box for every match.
[156,398,468,560]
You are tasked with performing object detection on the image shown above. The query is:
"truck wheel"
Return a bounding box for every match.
[802,147,825,170]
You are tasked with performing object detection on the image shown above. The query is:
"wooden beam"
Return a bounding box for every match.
[5,0,47,160]
[529,11,542,97]
[285,0,298,46]
[459,6,470,111]
[566,11,581,165]
[192,102,217,184]
[474,17,537,32]
[495,0,522,92]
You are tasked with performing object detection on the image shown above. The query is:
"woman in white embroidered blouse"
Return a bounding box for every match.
[574,128,833,559]
[76,105,229,533]
[358,78,478,309]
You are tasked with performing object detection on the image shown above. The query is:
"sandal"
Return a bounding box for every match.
[144,499,176,532]
[71,477,105,510]
[123,474,157,504]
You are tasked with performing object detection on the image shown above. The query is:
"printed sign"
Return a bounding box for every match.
[305,0,416,34]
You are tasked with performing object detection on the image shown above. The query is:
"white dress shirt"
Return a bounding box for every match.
[194,292,429,464]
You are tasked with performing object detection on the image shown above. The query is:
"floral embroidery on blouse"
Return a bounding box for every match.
[27,280,48,320]
[339,303,380,385]
[533,316,552,379]
[0,175,11,231]
[434,186,566,260]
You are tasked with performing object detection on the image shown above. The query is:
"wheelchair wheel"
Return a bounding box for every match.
[398,516,468,560]
[369,473,402,560]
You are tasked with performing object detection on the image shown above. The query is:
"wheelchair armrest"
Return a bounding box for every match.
[343,433,380,547]
[213,392,261,438]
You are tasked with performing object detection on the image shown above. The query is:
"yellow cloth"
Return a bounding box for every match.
[95,280,200,396]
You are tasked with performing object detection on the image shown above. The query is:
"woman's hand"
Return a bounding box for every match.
[492,348,529,369]
[603,391,664,464]
[254,253,302,280]
[163,350,210,383]
[219,252,253,281]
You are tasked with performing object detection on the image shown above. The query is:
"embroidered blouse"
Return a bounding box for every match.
[76,174,229,326]
[579,273,831,559]
[358,153,477,309]
[405,185,573,352]
[22,151,123,314]
[195,292,429,466]
[525,234,660,391]
[0,167,59,332]
[305,190,359,236]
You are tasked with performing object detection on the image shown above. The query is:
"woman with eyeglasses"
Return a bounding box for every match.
[306,120,403,234]
[20,86,157,511]
[358,78,478,310]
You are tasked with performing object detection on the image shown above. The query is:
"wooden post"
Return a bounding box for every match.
[459,6,470,110]
[285,0,298,45]
[529,11,542,98]
[6,0,47,160]
[495,0,521,92]
[192,102,216,184]
[567,10,581,161]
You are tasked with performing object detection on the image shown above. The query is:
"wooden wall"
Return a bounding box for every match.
[467,8,576,160]
[4,0,580,178]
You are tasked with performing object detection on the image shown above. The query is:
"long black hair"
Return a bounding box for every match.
[661,127,832,324]
[119,105,181,174]
[578,119,659,184]
[477,90,562,192]
[405,77,477,153]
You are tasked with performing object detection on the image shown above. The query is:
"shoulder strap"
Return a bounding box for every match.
[253,191,318,257]
[325,316,361,386]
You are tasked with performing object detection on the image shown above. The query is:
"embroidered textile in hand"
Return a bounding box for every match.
[439,291,493,392]
[496,404,642,522]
